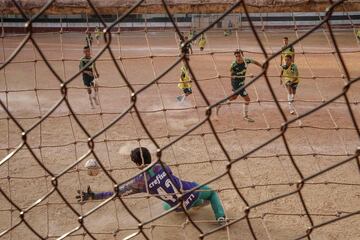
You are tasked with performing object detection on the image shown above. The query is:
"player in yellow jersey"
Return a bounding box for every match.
[94,26,101,45]
[198,34,207,51]
[280,37,295,65]
[188,29,196,41]
[188,29,193,40]
[356,29,360,41]
[176,59,192,103]
[281,55,299,115]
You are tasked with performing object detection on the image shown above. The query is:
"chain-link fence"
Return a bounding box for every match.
[0,0,359,239]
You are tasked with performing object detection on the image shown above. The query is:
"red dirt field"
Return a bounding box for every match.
[0,29,359,240]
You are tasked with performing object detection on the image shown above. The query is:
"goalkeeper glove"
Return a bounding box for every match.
[76,186,95,203]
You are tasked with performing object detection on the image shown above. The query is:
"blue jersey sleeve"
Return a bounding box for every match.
[118,174,146,196]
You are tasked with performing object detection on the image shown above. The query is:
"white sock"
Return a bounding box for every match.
[243,103,249,117]
[181,94,186,102]
[89,94,93,104]
[287,94,293,109]
[177,94,186,102]
[287,94,292,102]
[289,103,294,110]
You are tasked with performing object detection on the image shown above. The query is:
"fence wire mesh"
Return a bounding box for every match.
[0,0,359,239]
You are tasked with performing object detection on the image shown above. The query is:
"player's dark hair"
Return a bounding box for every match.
[84,45,90,50]
[131,147,151,166]
[234,49,242,55]
[283,37,288,40]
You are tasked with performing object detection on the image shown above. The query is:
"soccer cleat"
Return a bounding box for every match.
[217,216,227,226]
[243,116,255,122]
[290,110,295,115]
[176,95,186,103]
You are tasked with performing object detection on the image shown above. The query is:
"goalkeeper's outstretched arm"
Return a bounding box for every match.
[76,177,145,202]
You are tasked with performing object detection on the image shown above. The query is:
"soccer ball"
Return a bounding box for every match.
[84,159,100,176]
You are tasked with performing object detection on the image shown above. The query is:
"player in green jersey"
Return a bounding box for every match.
[216,49,262,122]
[79,46,100,108]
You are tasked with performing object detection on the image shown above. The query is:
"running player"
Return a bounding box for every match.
[79,46,100,108]
[94,26,101,45]
[280,36,295,65]
[216,49,262,122]
[188,29,196,41]
[85,31,93,47]
[224,20,233,36]
[281,54,299,115]
[228,20,233,35]
[180,35,193,55]
[76,147,227,226]
[198,34,207,51]
[176,59,192,103]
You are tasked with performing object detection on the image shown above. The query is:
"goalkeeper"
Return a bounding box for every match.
[76,147,226,225]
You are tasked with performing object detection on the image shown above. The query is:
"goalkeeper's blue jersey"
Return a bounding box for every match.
[132,164,200,209]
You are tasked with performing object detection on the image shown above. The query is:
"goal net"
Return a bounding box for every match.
[0,0,359,239]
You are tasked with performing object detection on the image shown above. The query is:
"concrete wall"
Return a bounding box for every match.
[2,12,360,32]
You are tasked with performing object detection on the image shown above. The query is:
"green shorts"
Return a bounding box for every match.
[285,81,298,91]
[231,79,248,97]
[183,88,192,95]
